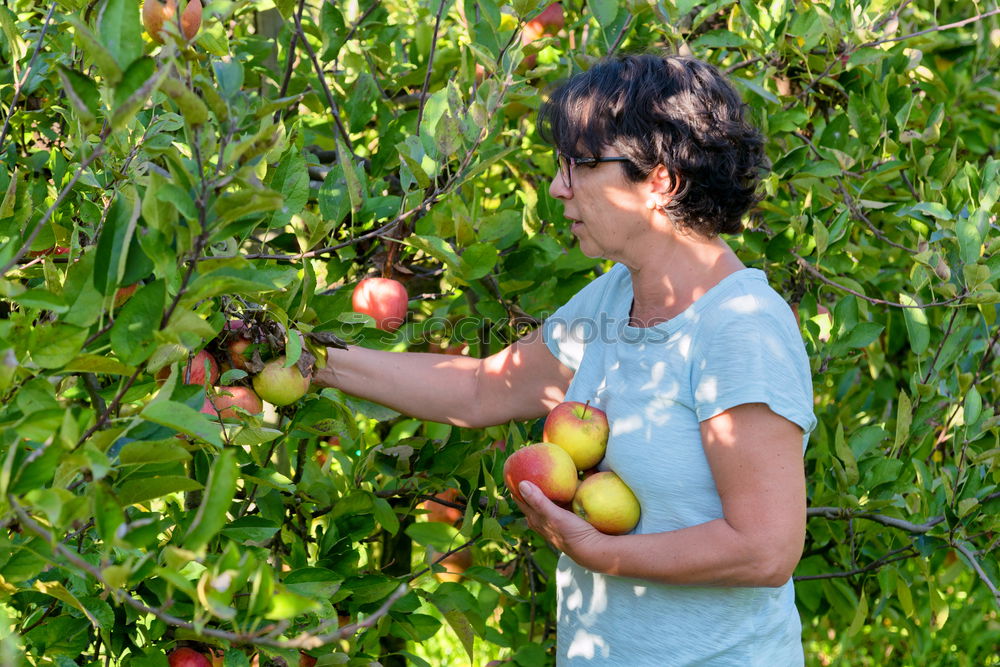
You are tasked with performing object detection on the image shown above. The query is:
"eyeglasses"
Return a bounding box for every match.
[556,151,632,189]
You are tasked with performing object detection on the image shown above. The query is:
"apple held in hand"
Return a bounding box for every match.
[352,277,408,332]
[252,357,311,406]
[201,386,263,420]
[543,401,609,470]
[168,647,212,667]
[503,442,578,504]
[572,471,640,535]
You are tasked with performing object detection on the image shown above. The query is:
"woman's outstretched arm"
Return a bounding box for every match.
[312,328,574,428]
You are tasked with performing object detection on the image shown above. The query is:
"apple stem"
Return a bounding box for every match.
[582,400,591,419]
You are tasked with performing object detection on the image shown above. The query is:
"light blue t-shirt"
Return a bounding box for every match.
[542,263,816,666]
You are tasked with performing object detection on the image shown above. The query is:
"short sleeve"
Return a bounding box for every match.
[542,264,626,372]
[691,292,816,437]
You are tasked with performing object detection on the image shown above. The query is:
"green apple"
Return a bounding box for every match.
[543,401,609,470]
[572,471,640,535]
[252,357,310,406]
[503,442,578,504]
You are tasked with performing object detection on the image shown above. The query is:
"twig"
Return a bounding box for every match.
[794,545,919,581]
[953,540,1000,607]
[793,253,967,308]
[273,0,306,123]
[864,7,1000,48]
[807,505,946,533]
[0,1,57,150]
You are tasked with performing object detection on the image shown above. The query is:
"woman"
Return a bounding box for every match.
[315,54,815,665]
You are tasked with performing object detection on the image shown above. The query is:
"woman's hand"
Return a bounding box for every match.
[514,481,610,570]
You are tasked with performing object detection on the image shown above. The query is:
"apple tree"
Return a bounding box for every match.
[0,0,998,664]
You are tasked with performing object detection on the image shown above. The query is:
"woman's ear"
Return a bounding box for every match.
[649,165,682,206]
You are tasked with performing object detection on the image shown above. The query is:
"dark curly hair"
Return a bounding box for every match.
[538,54,769,236]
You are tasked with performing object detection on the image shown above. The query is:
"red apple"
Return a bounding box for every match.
[420,488,463,525]
[299,653,317,667]
[352,277,408,332]
[180,0,201,41]
[114,283,138,308]
[143,0,177,43]
[503,443,578,505]
[201,386,263,420]
[522,3,564,43]
[427,547,473,583]
[543,401,609,470]
[225,337,252,371]
[157,350,220,385]
[251,356,310,406]
[572,471,640,535]
[168,647,211,667]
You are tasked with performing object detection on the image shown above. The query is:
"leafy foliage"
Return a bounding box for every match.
[0,0,998,664]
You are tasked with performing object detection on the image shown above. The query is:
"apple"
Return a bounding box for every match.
[143,0,177,43]
[420,488,463,525]
[180,0,201,41]
[427,547,473,583]
[157,350,220,385]
[571,471,640,535]
[542,401,609,470]
[503,442,578,505]
[252,356,310,406]
[225,337,252,371]
[168,647,211,667]
[201,386,263,420]
[522,3,564,43]
[113,283,138,308]
[299,653,317,667]
[352,277,408,332]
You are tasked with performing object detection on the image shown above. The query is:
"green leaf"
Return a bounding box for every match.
[67,16,123,85]
[33,580,101,628]
[336,138,364,214]
[110,280,167,365]
[841,322,883,349]
[964,386,982,426]
[113,56,155,110]
[159,77,210,128]
[833,422,858,486]
[405,521,459,552]
[587,0,618,28]
[957,217,982,265]
[28,323,89,369]
[118,439,192,465]
[893,390,912,454]
[57,66,100,129]
[116,475,203,505]
[899,294,929,355]
[93,192,139,296]
[266,151,309,226]
[62,354,136,376]
[10,288,69,313]
[110,64,168,131]
[371,495,400,535]
[459,243,498,281]
[140,400,224,447]
[182,449,239,551]
[182,264,297,303]
[97,0,142,69]
[266,589,322,620]
[219,516,280,543]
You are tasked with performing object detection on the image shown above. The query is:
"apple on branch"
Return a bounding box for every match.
[572,471,640,535]
[201,386,263,420]
[156,349,220,385]
[168,647,212,667]
[503,442,578,505]
[543,401,609,470]
[352,277,409,332]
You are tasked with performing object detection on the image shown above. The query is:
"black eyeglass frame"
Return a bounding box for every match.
[556,151,632,188]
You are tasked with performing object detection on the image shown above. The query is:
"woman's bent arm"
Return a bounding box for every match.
[312,328,574,428]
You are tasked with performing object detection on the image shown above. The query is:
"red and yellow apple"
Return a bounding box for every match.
[157,350,220,385]
[420,488,463,525]
[352,277,409,332]
[201,386,263,420]
[571,471,640,535]
[503,442,578,504]
[543,401,609,470]
[251,356,310,406]
[168,647,211,667]
[143,0,177,43]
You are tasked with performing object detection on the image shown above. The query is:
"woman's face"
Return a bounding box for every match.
[548,149,654,262]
